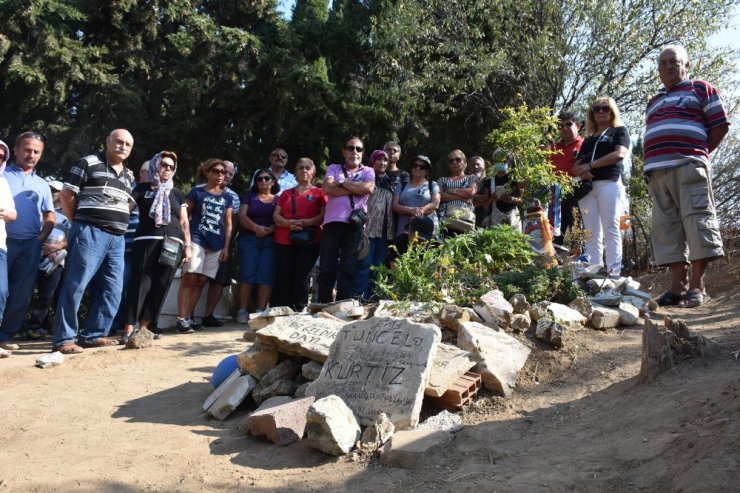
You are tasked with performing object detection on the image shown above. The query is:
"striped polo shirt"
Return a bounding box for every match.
[64,154,134,235]
[644,79,730,173]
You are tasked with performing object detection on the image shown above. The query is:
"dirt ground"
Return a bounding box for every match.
[1,260,739,492]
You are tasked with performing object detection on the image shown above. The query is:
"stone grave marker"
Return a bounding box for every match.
[255,315,345,362]
[306,317,441,429]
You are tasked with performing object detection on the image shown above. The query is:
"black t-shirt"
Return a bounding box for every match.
[494,174,521,213]
[576,126,630,182]
[387,169,410,187]
[131,182,186,241]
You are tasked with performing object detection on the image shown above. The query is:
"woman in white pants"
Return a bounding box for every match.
[573,97,630,278]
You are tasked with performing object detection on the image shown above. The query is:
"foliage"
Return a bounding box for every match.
[485,103,573,202]
[374,225,536,306]
[493,265,585,305]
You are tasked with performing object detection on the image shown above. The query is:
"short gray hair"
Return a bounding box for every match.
[659,44,689,63]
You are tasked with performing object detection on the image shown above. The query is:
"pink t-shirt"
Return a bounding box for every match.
[322,164,375,225]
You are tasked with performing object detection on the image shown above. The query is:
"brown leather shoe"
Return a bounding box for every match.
[78,337,119,348]
[53,343,84,354]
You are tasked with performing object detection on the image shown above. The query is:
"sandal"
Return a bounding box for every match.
[657,291,682,306]
[678,290,705,308]
[78,337,119,348]
[53,343,84,354]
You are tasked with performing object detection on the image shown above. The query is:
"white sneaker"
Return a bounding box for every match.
[236,309,249,324]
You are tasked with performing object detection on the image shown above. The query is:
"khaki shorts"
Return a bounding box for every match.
[648,162,724,266]
[182,243,222,278]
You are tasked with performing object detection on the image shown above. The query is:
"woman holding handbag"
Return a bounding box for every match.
[437,149,479,234]
[237,169,279,317]
[270,158,326,312]
[122,151,190,343]
[573,96,630,278]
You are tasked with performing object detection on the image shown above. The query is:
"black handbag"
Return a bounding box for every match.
[158,235,183,268]
[342,166,367,229]
[288,189,316,245]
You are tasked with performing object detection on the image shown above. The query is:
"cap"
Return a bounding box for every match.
[410,215,435,241]
[413,155,432,168]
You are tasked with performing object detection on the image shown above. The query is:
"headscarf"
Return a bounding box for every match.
[370,150,394,191]
[148,151,176,227]
[0,140,9,175]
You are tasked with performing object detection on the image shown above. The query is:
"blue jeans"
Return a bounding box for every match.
[52,222,125,346]
[0,249,7,326]
[238,234,276,286]
[0,237,41,342]
[353,237,389,300]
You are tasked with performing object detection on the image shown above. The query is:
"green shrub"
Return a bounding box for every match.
[374,225,536,306]
[493,265,585,304]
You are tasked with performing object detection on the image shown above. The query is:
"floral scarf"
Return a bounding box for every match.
[148,152,175,227]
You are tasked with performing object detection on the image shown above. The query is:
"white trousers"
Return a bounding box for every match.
[578,179,624,274]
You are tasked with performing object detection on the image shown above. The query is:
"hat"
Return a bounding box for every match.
[410,215,435,241]
[48,180,63,192]
[413,155,432,168]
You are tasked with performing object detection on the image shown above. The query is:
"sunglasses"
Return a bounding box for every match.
[17,131,44,142]
[592,105,611,113]
[558,121,576,128]
[412,162,429,169]
[344,145,364,153]
[256,176,272,182]
[271,152,287,159]
[448,157,464,163]
[210,168,227,175]
[160,162,176,171]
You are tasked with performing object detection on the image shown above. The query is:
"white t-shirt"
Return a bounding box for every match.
[0,176,17,251]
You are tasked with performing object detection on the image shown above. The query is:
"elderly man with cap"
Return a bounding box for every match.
[52,129,136,354]
[0,132,55,352]
[23,178,70,340]
[0,140,18,356]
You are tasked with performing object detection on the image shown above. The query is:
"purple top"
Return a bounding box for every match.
[241,193,277,234]
[323,164,375,225]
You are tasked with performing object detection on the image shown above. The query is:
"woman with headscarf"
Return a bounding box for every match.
[354,150,396,300]
[0,140,18,356]
[573,96,630,278]
[271,158,326,313]
[121,151,190,343]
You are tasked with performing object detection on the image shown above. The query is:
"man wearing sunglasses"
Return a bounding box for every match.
[644,45,730,309]
[51,129,136,354]
[265,147,297,196]
[0,132,55,352]
[549,111,584,246]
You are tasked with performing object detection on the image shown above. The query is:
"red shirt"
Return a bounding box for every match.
[274,186,327,245]
[549,136,584,177]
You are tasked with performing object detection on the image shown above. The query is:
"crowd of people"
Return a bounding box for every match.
[0,45,730,359]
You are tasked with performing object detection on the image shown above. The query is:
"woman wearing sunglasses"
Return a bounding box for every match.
[573,97,630,278]
[176,159,234,333]
[317,136,375,302]
[237,169,279,317]
[393,154,440,237]
[121,151,189,342]
[437,149,479,234]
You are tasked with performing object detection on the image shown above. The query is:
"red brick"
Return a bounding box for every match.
[425,372,481,411]
[247,396,316,445]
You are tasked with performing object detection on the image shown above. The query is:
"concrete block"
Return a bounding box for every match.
[209,374,258,420]
[380,430,453,469]
[248,396,316,445]
[202,368,241,412]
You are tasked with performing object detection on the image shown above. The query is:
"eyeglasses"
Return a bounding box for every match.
[448,157,464,163]
[592,105,611,113]
[271,152,287,159]
[255,176,272,182]
[558,121,576,128]
[210,168,227,175]
[344,145,364,153]
[160,163,176,171]
[412,162,429,169]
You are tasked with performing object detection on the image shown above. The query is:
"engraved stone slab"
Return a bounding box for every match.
[424,343,476,397]
[306,317,441,429]
[255,315,345,362]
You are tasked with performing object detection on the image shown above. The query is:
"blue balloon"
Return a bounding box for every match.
[211,354,239,388]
